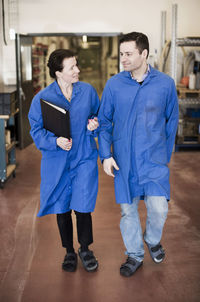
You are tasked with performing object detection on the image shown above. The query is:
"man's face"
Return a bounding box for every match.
[120,41,147,72]
[56,56,80,84]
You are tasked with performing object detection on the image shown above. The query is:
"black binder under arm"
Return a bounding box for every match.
[40,99,71,139]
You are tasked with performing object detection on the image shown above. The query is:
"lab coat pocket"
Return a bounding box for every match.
[149,137,168,165]
[42,150,58,159]
[41,156,57,184]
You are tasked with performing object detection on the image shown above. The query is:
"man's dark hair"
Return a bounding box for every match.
[47,49,75,79]
[119,32,149,58]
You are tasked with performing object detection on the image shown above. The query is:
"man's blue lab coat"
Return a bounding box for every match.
[28,81,99,216]
[98,66,179,204]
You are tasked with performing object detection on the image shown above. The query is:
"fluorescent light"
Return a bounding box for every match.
[9,28,16,40]
[82,35,87,43]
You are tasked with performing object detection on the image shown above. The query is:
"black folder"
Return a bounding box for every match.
[40,99,70,139]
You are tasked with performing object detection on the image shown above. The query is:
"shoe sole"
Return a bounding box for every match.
[144,240,165,264]
[78,249,98,272]
[62,254,77,272]
[62,265,77,272]
[120,261,143,277]
[84,262,98,272]
[153,253,165,263]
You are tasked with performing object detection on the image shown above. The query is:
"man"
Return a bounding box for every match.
[98,32,178,277]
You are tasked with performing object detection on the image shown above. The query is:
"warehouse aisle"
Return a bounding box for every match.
[0,144,200,302]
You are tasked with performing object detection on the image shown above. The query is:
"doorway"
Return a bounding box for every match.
[31,33,120,96]
[16,33,120,148]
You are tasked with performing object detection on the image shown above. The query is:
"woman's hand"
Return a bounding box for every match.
[56,137,72,151]
[87,117,99,131]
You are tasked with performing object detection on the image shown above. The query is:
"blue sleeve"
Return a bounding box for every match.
[86,86,100,137]
[165,79,179,162]
[28,93,58,151]
[97,83,114,161]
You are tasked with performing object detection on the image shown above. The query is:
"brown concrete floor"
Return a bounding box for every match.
[0,144,200,302]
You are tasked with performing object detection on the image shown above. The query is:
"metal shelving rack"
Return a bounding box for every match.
[170,4,200,151]
[0,86,18,188]
[32,43,48,95]
[170,4,200,83]
[0,113,17,188]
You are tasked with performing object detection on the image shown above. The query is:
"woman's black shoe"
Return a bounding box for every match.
[62,252,77,272]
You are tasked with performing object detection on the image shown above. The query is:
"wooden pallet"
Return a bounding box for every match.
[177,87,200,99]
[176,135,200,144]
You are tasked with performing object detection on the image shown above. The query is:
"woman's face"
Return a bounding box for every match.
[56,56,80,84]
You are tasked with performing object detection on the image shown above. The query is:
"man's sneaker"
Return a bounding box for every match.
[145,241,165,263]
[120,257,143,277]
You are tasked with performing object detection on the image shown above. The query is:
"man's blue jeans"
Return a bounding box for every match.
[120,196,168,262]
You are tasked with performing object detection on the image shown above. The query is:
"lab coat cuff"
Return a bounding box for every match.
[100,154,113,164]
[52,137,58,150]
[86,128,99,137]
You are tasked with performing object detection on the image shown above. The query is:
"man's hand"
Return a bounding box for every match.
[87,117,99,131]
[103,157,119,177]
[56,137,72,151]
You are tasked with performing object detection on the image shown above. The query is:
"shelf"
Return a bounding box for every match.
[181,117,200,121]
[0,87,17,187]
[6,141,16,153]
[177,87,200,99]
[171,5,200,152]
[0,108,19,119]
[33,80,45,87]
[33,72,46,78]
[32,43,48,96]
[175,143,200,151]
[32,54,46,58]
[32,52,45,56]
[178,141,199,145]
[176,139,200,146]
[176,37,200,47]
[179,99,200,105]
[33,63,45,68]
[6,164,16,178]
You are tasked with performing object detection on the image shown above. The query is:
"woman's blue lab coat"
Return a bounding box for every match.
[28,81,100,216]
[98,66,178,203]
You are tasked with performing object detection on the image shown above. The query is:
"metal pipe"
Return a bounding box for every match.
[161,11,166,52]
[170,3,178,83]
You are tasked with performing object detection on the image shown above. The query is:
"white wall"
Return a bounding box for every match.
[1,0,200,84]
[0,0,3,84]
[18,0,200,53]
[0,0,18,85]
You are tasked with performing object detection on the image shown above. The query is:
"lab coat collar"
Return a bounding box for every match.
[148,64,158,78]
[130,64,150,82]
[142,64,158,85]
[54,80,82,97]
[121,64,157,84]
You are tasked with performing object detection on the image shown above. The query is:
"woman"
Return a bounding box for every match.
[28,49,99,272]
